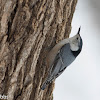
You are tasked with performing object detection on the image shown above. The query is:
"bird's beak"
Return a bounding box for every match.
[77,26,81,35]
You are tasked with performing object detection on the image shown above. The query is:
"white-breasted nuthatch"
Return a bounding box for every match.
[41,27,83,90]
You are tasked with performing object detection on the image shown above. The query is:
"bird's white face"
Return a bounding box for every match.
[69,34,81,51]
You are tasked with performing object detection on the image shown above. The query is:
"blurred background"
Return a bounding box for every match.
[54,0,100,100]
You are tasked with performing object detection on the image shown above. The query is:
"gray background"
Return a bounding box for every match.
[54,0,100,100]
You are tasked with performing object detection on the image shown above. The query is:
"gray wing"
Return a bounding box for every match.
[48,43,76,81]
[41,43,76,90]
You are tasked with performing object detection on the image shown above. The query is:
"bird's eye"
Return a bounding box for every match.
[76,37,78,40]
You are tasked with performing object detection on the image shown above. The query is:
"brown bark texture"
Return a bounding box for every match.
[0,0,77,100]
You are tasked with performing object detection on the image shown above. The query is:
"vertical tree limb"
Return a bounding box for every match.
[0,0,77,100]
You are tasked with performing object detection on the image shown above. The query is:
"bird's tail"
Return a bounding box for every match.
[41,80,49,90]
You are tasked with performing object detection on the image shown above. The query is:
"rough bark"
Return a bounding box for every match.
[0,0,77,100]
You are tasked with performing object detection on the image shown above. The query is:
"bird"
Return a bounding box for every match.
[41,27,83,90]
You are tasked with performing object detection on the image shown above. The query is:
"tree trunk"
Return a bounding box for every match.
[0,0,77,100]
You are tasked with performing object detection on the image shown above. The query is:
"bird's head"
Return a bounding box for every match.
[69,27,83,53]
